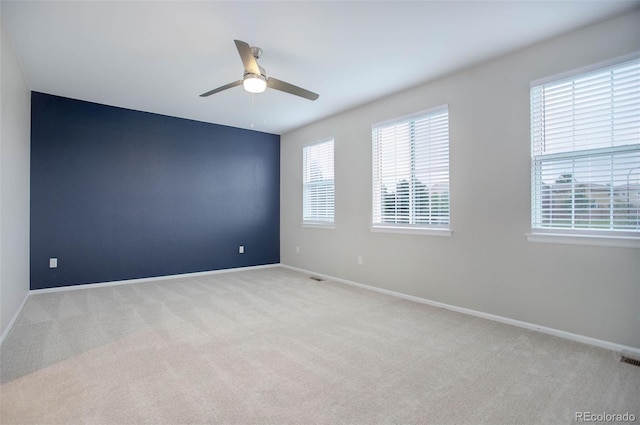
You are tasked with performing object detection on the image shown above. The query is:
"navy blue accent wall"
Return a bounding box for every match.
[30,92,280,289]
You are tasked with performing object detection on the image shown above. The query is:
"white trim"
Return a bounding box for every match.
[1,265,280,345]
[30,264,280,294]
[302,222,336,229]
[0,292,29,347]
[527,233,640,249]
[534,144,640,162]
[370,226,452,237]
[530,50,640,87]
[280,264,640,356]
[371,105,451,229]
[529,54,640,237]
[302,138,335,225]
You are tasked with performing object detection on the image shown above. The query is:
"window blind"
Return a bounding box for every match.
[372,106,450,228]
[303,139,335,224]
[531,57,640,234]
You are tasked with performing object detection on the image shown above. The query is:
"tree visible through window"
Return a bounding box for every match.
[530,57,640,235]
[372,106,450,229]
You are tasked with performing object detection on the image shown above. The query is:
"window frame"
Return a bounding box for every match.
[528,52,640,248]
[371,105,451,236]
[302,138,335,228]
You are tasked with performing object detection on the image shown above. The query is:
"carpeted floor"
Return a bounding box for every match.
[1,267,639,424]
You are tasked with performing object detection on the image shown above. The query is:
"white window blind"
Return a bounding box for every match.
[303,139,334,224]
[530,57,640,236]
[372,106,450,229]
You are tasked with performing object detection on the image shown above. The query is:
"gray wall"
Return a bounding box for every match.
[1,22,31,340]
[281,10,640,348]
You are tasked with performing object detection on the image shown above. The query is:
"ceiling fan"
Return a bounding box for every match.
[200,40,319,101]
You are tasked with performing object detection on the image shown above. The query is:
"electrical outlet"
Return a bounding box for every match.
[239,245,244,254]
[49,258,58,268]
[296,246,300,254]
[357,256,363,265]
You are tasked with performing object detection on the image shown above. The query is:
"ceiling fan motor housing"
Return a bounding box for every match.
[250,46,263,59]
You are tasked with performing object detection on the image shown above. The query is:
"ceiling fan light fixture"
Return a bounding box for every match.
[243,74,267,94]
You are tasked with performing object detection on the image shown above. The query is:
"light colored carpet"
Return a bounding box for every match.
[1,267,638,424]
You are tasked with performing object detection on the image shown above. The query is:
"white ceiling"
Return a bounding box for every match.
[2,1,638,135]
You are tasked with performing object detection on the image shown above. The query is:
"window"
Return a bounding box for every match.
[303,139,334,225]
[372,106,450,234]
[530,56,640,242]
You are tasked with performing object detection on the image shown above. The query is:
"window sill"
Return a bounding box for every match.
[371,226,452,237]
[302,222,335,230]
[526,232,640,248]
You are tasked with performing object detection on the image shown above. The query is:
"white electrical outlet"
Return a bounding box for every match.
[296,246,300,254]
[357,256,363,265]
[49,258,58,268]
[239,245,244,254]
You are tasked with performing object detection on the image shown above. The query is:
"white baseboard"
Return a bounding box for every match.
[0,263,280,345]
[1,264,280,346]
[0,291,29,346]
[9,263,639,356]
[281,264,640,356]
[30,263,281,294]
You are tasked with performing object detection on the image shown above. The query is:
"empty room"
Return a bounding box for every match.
[1,1,639,424]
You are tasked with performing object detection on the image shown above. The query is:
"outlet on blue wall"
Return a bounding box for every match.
[30,92,280,289]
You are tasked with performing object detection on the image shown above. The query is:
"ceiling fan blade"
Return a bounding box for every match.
[267,77,319,101]
[234,39,261,76]
[199,80,242,97]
